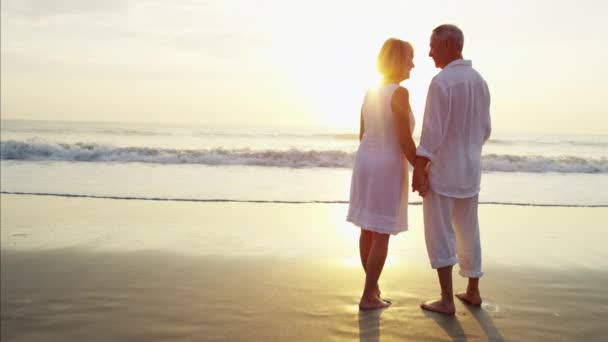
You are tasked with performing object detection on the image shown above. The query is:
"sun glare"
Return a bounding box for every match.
[280,31,385,130]
[290,63,380,130]
[342,255,399,267]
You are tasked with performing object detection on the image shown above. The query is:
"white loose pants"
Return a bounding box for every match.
[423,190,483,278]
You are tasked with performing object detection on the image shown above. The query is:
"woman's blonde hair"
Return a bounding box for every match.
[376,38,413,78]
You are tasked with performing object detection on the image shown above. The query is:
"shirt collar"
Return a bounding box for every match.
[444,59,472,69]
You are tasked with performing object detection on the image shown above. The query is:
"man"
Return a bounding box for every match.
[412,24,491,315]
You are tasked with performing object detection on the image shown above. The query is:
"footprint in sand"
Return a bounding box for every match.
[481,302,499,313]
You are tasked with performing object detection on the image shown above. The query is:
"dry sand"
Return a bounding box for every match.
[1,194,607,341]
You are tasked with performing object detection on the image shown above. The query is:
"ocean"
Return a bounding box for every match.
[1,119,607,207]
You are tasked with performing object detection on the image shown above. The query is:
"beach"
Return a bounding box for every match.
[2,194,607,341]
[3,0,608,340]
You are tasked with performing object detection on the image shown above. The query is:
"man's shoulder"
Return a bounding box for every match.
[430,72,449,89]
[469,66,488,82]
[429,70,455,92]
[434,66,487,88]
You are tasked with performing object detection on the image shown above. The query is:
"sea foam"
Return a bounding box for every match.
[2,140,607,173]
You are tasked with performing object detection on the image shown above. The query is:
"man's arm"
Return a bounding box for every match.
[416,81,450,161]
[483,82,492,143]
[412,81,450,196]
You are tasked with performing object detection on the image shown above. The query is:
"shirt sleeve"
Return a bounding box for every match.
[417,80,450,161]
[484,113,492,143]
[483,82,492,143]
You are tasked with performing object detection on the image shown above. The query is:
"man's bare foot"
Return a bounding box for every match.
[455,292,482,306]
[359,296,391,311]
[420,299,455,315]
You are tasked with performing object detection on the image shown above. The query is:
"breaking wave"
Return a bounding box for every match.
[2,140,607,173]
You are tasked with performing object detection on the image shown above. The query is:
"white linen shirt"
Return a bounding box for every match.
[417,59,491,198]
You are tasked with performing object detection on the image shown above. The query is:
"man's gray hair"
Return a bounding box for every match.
[433,24,464,52]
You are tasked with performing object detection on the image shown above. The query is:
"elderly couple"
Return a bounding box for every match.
[347,24,491,314]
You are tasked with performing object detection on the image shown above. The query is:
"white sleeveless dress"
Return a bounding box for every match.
[346,84,415,235]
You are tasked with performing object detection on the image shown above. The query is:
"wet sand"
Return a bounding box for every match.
[2,194,607,341]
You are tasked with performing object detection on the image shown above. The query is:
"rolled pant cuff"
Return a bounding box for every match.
[430,257,458,269]
[458,269,484,278]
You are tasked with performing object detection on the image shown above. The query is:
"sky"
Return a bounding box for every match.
[1,0,607,134]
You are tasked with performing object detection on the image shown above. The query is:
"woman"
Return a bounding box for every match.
[347,38,417,310]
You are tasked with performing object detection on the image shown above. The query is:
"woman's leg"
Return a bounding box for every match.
[359,229,373,271]
[359,232,391,310]
[359,229,382,298]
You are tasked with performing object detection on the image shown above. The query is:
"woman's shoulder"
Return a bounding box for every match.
[391,86,409,102]
[365,84,405,97]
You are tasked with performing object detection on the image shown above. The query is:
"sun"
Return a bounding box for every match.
[283,37,384,131]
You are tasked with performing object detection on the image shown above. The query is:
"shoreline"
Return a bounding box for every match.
[2,191,606,207]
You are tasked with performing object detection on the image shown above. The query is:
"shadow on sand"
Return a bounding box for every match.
[422,301,505,342]
[461,301,505,342]
[423,310,467,342]
[357,307,387,342]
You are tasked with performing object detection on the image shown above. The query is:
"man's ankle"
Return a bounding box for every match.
[465,287,480,295]
[441,294,454,303]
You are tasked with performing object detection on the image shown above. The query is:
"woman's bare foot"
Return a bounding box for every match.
[379,297,391,304]
[420,299,455,315]
[359,296,391,311]
[373,285,392,304]
[455,292,482,306]
[374,284,381,298]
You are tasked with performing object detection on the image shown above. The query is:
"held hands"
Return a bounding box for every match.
[412,158,430,197]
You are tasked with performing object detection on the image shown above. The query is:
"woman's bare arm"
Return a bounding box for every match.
[391,86,417,166]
